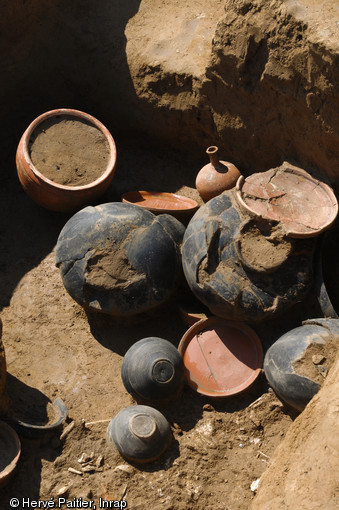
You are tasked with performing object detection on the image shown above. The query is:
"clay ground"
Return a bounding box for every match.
[0,135,328,510]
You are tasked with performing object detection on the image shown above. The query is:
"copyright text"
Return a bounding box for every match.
[9,497,127,509]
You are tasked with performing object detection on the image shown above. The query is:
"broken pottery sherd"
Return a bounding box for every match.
[264,318,339,412]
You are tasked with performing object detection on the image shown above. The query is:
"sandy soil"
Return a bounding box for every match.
[29,116,110,186]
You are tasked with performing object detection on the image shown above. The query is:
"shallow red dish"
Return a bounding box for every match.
[122,191,199,215]
[236,164,338,238]
[178,317,263,397]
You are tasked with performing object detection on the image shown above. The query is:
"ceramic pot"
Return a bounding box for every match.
[121,337,185,402]
[16,108,117,213]
[195,146,241,202]
[55,202,185,316]
[181,189,315,322]
[264,319,339,412]
[107,405,171,463]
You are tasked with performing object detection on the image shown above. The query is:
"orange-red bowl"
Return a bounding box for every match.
[16,108,117,212]
[122,191,199,219]
[178,317,263,397]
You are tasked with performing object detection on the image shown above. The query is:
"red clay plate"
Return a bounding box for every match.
[122,191,199,214]
[235,163,338,238]
[178,317,263,397]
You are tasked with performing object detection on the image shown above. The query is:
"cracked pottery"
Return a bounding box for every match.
[181,188,315,322]
[55,202,185,316]
[264,318,339,412]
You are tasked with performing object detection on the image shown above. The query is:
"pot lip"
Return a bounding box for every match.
[19,108,117,191]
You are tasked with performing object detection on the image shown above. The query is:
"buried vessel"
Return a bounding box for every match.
[55,202,185,316]
[182,163,337,322]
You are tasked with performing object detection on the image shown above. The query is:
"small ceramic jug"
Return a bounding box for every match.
[196,146,241,201]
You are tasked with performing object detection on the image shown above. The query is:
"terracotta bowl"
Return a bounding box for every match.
[235,164,338,238]
[16,108,117,212]
[0,421,21,487]
[122,191,199,220]
[178,317,263,397]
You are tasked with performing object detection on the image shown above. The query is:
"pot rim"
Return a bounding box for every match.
[20,108,117,191]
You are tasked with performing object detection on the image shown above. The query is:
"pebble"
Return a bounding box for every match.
[250,478,261,492]
[96,454,103,467]
[114,464,134,474]
[56,484,72,497]
[78,452,93,464]
[203,403,215,412]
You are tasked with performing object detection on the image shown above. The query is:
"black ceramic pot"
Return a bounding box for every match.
[121,337,185,402]
[264,318,339,412]
[107,405,171,463]
[182,190,315,322]
[314,226,339,318]
[55,202,185,316]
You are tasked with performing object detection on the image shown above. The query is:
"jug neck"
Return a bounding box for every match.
[206,146,220,167]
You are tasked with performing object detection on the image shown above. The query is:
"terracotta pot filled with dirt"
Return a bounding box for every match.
[16,108,117,212]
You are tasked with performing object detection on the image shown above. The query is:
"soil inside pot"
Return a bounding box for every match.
[238,220,293,273]
[292,338,338,384]
[29,115,110,186]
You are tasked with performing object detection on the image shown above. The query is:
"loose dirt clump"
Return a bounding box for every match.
[292,338,338,384]
[29,116,110,186]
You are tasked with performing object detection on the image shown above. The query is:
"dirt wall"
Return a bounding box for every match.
[251,353,339,510]
[1,0,339,182]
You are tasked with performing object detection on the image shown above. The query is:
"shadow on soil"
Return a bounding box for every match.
[1,375,63,502]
